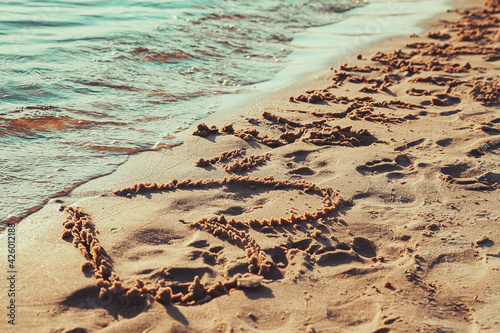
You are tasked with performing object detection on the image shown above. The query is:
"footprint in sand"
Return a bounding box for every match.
[468,138,500,158]
[356,154,414,180]
[440,160,499,191]
[284,149,333,177]
[352,153,420,208]
[436,138,454,147]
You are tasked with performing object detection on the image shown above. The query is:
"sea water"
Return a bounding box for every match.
[0,0,364,223]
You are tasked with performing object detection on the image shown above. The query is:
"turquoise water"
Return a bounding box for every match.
[0,0,362,223]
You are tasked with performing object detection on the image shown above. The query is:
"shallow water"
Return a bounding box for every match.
[0,0,363,223]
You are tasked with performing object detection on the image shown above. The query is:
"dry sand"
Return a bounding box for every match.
[2,0,500,332]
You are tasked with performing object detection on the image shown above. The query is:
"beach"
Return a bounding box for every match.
[1,0,500,332]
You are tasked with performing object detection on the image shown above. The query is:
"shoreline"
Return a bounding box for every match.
[185,0,456,127]
[1,0,360,226]
[0,0,453,227]
[2,0,500,332]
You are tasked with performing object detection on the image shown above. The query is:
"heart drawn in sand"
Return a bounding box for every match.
[61,175,343,307]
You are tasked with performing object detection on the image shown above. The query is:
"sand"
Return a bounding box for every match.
[2,0,500,332]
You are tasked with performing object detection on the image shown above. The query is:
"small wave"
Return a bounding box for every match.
[0,115,129,138]
[0,20,86,27]
[132,47,199,64]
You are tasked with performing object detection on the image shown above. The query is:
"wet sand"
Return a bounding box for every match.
[2,0,500,332]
